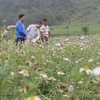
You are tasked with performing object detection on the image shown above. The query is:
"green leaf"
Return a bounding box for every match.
[26,88,35,97]
[71,66,80,80]
[0,67,8,76]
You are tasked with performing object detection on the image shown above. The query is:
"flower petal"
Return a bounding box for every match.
[86,69,92,75]
[92,67,100,76]
[80,68,84,73]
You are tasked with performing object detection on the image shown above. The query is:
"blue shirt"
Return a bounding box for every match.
[16,21,26,39]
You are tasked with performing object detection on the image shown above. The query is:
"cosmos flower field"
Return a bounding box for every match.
[0,34,100,100]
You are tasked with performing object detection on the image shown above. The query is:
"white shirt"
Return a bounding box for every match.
[40,25,50,38]
[26,24,40,42]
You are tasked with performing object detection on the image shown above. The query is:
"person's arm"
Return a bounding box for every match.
[33,30,40,43]
[26,25,31,33]
[40,27,44,42]
[38,30,43,43]
[36,30,40,41]
[48,26,50,38]
[16,22,26,37]
[48,31,50,38]
[40,32,44,42]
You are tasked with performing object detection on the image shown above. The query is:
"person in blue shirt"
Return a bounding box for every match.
[16,14,27,45]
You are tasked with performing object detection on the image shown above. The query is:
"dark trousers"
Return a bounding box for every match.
[16,38,25,46]
[44,36,48,42]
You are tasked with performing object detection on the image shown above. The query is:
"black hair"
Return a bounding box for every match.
[43,19,48,22]
[37,21,42,25]
[19,14,25,19]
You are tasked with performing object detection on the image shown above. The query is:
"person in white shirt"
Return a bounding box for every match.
[40,19,50,42]
[26,22,42,43]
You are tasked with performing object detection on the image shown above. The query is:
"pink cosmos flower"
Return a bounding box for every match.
[2,48,7,51]
[31,56,35,60]
[34,66,41,72]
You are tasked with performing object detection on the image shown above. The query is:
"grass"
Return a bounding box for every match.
[51,21,100,35]
[51,0,100,35]
[0,32,100,100]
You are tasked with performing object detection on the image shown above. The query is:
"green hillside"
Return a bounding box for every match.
[0,0,100,34]
[51,0,100,34]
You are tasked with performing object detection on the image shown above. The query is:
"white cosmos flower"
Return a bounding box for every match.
[48,77,56,81]
[40,74,48,79]
[98,52,100,56]
[4,30,8,35]
[63,57,70,61]
[92,79,99,84]
[80,36,85,40]
[40,44,44,48]
[20,87,27,94]
[1,34,3,37]
[78,81,83,84]
[92,67,100,76]
[75,58,84,63]
[40,74,56,81]
[56,43,61,46]
[75,60,79,63]
[10,72,15,76]
[80,66,92,75]
[57,72,64,75]
[68,85,74,92]
[63,94,69,97]
[80,48,84,51]
[25,96,41,100]
[31,39,37,43]
[88,58,93,62]
[65,39,69,41]
[55,43,62,47]
[18,69,29,77]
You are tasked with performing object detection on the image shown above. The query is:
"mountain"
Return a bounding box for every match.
[0,0,100,27]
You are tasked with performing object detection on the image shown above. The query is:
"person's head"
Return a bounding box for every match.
[19,14,25,22]
[36,21,42,28]
[43,19,48,26]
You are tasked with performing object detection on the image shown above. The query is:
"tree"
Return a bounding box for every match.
[0,0,73,26]
[82,26,89,35]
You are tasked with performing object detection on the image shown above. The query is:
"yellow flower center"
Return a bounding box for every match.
[93,80,98,84]
[23,69,27,73]
[84,66,89,71]
[21,87,24,91]
[25,60,30,64]
[30,96,35,100]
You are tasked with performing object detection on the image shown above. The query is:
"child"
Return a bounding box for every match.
[40,19,50,42]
